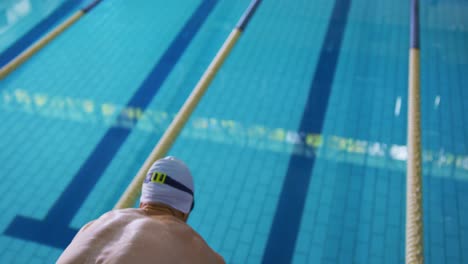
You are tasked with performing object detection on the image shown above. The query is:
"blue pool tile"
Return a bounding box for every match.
[369,235,385,258]
[354,243,369,263]
[232,243,250,264]
[250,233,267,257]
[295,232,312,254]
[429,243,445,264]
[338,250,354,264]
[323,238,340,262]
[369,255,384,264]
[209,233,224,252]
[246,254,262,264]
[312,225,328,245]
[1,251,17,263]
[372,214,386,235]
[292,253,308,264]
[239,223,256,243]
[340,232,356,255]
[307,243,324,263]
[387,206,402,227]
[446,257,461,264]
[316,205,331,225]
[445,236,461,259]
[462,229,468,252]
[223,228,241,252]
[444,218,461,237]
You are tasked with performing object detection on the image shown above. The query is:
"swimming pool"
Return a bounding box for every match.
[0,0,467,263]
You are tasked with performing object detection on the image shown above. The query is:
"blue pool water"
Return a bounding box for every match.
[0,0,467,263]
[0,0,83,66]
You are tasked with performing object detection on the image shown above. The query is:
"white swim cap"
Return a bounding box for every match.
[140,156,194,214]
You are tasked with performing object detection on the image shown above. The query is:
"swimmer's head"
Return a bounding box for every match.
[140,156,194,218]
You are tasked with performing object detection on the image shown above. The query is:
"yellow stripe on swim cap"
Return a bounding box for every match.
[151,172,167,184]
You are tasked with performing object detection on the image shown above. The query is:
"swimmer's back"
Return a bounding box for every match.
[57,208,224,264]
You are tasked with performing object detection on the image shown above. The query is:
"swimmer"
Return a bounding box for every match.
[57,156,224,264]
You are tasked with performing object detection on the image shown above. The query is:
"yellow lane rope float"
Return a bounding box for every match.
[406,0,424,263]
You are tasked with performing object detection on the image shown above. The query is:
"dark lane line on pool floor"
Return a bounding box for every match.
[262,0,352,262]
[5,0,219,249]
[0,0,84,68]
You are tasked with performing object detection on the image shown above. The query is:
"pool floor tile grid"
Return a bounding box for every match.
[0,0,467,263]
[0,111,102,263]
[292,0,410,262]
[177,141,289,263]
[420,1,468,263]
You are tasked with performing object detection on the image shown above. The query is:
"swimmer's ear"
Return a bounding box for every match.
[182,213,189,222]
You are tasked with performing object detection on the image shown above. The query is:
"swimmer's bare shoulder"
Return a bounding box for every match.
[62,208,225,264]
[142,211,226,264]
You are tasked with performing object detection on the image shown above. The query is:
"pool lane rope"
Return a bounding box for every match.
[114,0,262,210]
[406,0,424,263]
[0,0,103,80]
